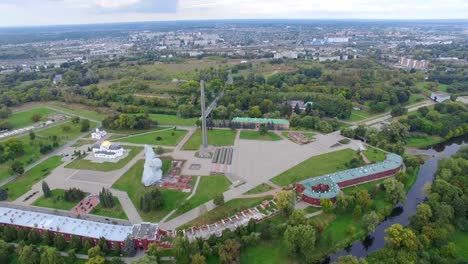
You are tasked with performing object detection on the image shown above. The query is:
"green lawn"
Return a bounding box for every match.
[71,139,96,147]
[147,114,197,126]
[453,229,468,259]
[0,121,89,181]
[347,109,373,122]
[364,147,387,162]
[178,196,273,229]
[183,129,237,150]
[114,128,188,146]
[36,120,93,142]
[244,183,274,195]
[4,156,64,201]
[240,241,293,264]
[33,189,78,211]
[65,145,142,171]
[112,160,189,222]
[8,108,56,129]
[47,101,108,121]
[271,148,359,186]
[170,175,231,219]
[90,197,128,220]
[240,130,282,141]
[406,134,444,148]
[408,93,425,104]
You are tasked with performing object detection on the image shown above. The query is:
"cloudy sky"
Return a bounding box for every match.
[0,0,467,27]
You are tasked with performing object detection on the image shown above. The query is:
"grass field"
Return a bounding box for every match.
[183,129,237,150]
[347,109,373,122]
[36,120,92,142]
[112,160,189,222]
[9,108,56,129]
[364,146,387,162]
[33,189,78,211]
[271,148,359,186]
[406,134,444,148]
[244,183,274,195]
[4,156,64,201]
[240,241,293,264]
[71,139,96,147]
[65,145,142,171]
[47,101,108,121]
[0,121,88,181]
[114,128,188,146]
[240,130,282,141]
[90,197,128,220]
[147,114,197,126]
[178,196,273,229]
[170,175,231,220]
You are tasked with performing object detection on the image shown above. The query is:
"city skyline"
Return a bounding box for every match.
[0,0,467,27]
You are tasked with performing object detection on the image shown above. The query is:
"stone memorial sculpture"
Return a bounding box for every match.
[142,145,163,186]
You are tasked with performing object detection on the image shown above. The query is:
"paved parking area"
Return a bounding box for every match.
[231,132,361,186]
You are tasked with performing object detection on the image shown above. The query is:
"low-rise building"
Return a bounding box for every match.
[430,92,451,103]
[0,206,168,250]
[295,153,403,206]
[91,128,107,140]
[232,117,289,130]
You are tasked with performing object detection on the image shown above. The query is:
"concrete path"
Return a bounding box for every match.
[306,210,323,218]
[110,189,143,224]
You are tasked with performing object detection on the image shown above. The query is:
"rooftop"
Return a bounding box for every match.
[232,117,290,125]
[0,207,160,242]
[299,153,403,200]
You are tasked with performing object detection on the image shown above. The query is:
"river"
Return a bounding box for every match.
[325,135,468,263]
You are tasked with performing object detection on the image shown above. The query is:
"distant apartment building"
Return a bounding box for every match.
[398,57,429,70]
[326,37,349,43]
[274,50,298,59]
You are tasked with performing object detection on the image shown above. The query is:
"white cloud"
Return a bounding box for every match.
[0,0,466,26]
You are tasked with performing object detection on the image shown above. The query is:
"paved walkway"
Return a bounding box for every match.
[12,147,145,224]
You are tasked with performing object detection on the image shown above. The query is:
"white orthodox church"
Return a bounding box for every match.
[91,128,107,140]
[92,141,124,159]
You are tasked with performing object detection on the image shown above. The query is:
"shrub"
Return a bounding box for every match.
[213,194,225,206]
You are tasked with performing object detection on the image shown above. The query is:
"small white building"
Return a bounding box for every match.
[430,92,451,103]
[91,128,107,140]
[92,141,124,159]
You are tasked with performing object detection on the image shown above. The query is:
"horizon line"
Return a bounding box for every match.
[1,17,467,29]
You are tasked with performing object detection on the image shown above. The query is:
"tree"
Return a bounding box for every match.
[213,194,225,206]
[284,225,316,257]
[0,240,12,264]
[390,105,408,117]
[147,243,161,260]
[191,253,206,264]
[320,199,334,213]
[31,114,41,123]
[354,190,373,210]
[123,238,136,257]
[258,124,268,135]
[140,189,164,212]
[384,178,406,206]
[40,247,61,264]
[53,234,67,250]
[42,181,51,198]
[0,189,7,201]
[248,106,262,118]
[132,255,159,264]
[294,103,301,114]
[99,188,115,209]
[218,239,241,264]
[27,230,41,244]
[88,246,104,259]
[29,131,36,141]
[345,225,356,239]
[353,205,362,220]
[336,255,368,264]
[86,256,106,264]
[97,237,109,254]
[61,125,71,132]
[385,224,420,251]
[19,245,35,264]
[80,119,90,132]
[172,236,191,264]
[362,211,380,234]
[10,160,24,175]
[82,239,92,253]
[275,190,295,216]
[288,210,307,226]
[409,203,432,231]
[67,249,77,263]
[71,116,80,124]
